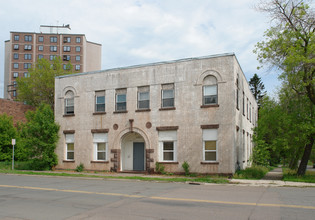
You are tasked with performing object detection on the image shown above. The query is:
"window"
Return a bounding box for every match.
[13,53,19,59]
[76,46,81,52]
[249,102,252,122]
[50,46,57,52]
[161,84,174,108]
[38,36,44,42]
[50,55,56,61]
[14,44,19,50]
[203,75,218,105]
[63,64,71,70]
[158,130,177,162]
[74,65,80,71]
[50,36,57,43]
[64,37,71,43]
[95,90,105,112]
[38,54,43,59]
[24,63,31,69]
[24,72,29,78]
[13,81,17,87]
[63,46,70,52]
[115,88,127,111]
[24,54,32,60]
[24,35,32,42]
[138,86,150,109]
[203,129,218,161]
[24,44,32,50]
[64,90,74,115]
[13,90,17,97]
[93,133,108,161]
[242,92,245,116]
[76,37,81,43]
[38,45,43,51]
[65,134,74,160]
[14,35,19,41]
[13,72,19,78]
[13,63,19,69]
[75,55,80,61]
[63,55,71,61]
[247,98,249,119]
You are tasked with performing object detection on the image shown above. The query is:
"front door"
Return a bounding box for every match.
[133,142,144,171]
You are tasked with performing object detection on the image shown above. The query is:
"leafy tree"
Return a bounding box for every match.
[20,104,60,170]
[249,73,266,108]
[0,114,17,161]
[17,57,73,110]
[254,0,314,175]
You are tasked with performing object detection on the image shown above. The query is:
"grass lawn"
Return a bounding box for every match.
[282,168,315,183]
[233,165,272,180]
[0,161,229,184]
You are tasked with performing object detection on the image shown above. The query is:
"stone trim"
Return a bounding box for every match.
[110,149,121,172]
[200,162,219,164]
[200,124,219,129]
[159,107,176,111]
[91,129,109,133]
[156,126,179,131]
[63,114,75,117]
[113,110,128,114]
[63,130,75,134]
[135,109,151,112]
[90,160,109,163]
[200,104,219,108]
[158,162,179,164]
[93,112,106,115]
[63,160,75,163]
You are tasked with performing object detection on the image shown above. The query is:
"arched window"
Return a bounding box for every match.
[203,75,217,105]
[64,90,74,115]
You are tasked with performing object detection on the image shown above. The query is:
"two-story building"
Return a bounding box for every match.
[54,53,257,174]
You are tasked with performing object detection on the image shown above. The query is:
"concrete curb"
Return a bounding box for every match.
[229,179,315,187]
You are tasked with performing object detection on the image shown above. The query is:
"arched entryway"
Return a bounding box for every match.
[121,132,146,171]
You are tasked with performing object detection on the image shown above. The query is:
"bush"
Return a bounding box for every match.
[234,166,269,179]
[155,162,165,174]
[182,161,190,176]
[75,163,84,172]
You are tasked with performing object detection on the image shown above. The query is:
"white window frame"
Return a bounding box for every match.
[203,129,218,162]
[95,91,105,112]
[161,84,174,108]
[138,86,150,109]
[65,134,74,160]
[203,85,218,105]
[93,133,108,161]
[158,130,177,162]
[64,91,74,115]
[115,89,127,111]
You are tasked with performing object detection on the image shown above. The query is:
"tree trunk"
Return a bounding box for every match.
[297,135,314,176]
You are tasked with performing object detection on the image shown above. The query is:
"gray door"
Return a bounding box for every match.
[133,142,145,171]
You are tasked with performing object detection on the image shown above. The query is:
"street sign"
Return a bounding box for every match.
[12,139,16,145]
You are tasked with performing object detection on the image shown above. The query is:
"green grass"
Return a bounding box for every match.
[233,165,271,180]
[0,161,33,170]
[0,164,229,184]
[282,168,315,183]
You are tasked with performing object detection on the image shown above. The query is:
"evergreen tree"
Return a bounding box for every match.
[249,73,266,108]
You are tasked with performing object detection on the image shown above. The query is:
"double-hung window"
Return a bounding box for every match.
[24,35,32,42]
[93,133,108,161]
[13,63,19,69]
[24,45,32,50]
[202,75,218,105]
[63,46,70,52]
[24,54,32,60]
[64,90,74,115]
[161,84,174,108]
[65,134,74,160]
[38,36,44,42]
[115,88,127,111]
[50,46,57,52]
[95,90,105,112]
[14,35,19,41]
[75,65,80,71]
[138,86,150,109]
[76,46,81,52]
[76,37,81,43]
[24,63,31,69]
[203,129,218,161]
[50,36,57,43]
[158,130,177,162]
[14,44,19,50]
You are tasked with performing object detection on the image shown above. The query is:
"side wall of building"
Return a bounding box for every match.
[0,99,35,125]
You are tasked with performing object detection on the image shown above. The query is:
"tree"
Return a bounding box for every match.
[20,104,60,170]
[0,114,17,161]
[17,57,73,110]
[249,73,266,108]
[254,0,314,175]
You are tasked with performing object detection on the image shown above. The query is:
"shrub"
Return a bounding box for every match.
[182,161,190,176]
[75,163,84,172]
[155,162,165,174]
[234,165,269,179]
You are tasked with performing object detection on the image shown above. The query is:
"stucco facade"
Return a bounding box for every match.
[55,53,257,174]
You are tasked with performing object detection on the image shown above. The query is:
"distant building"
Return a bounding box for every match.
[0,99,35,125]
[54,53,257,174]
[4,24,102,100]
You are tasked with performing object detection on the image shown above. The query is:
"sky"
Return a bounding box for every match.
[0,0,281,98]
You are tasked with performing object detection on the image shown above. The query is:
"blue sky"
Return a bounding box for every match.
[0,0,281,98]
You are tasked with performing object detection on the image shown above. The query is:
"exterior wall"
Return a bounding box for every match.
[3,28,102,100]
[0,99,35,125]
[55,54,257,174]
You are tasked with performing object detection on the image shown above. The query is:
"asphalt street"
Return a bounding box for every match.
[0,174,314,220]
